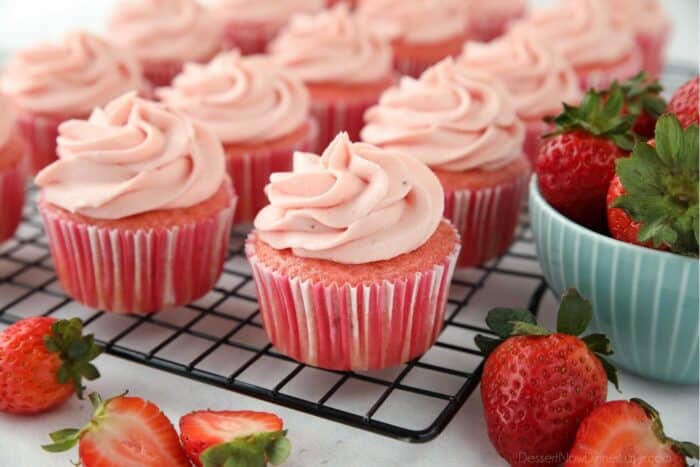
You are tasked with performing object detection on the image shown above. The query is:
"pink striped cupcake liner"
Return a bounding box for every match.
[226,119,318,224]
[221,24,278,55]
[311,94,383,152]
[576,49,644,91]
[15,112,64,174]
[444,172,530,268]
[245,229,461,371]
[637,27,670,78]
[39,191,236,314]
[0,161,26,243]
[393,55,450,79]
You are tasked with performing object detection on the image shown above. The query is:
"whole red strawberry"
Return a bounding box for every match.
[537,89,636,231]
[476,289,619,467]
[0,317,102,414]
[565,399,699,466]
[607,72,667,139]
[667,76,699,128]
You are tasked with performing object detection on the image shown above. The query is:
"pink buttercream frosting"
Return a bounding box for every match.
[356,0,469,44]
[466,0,526,19]
[157,52,310,145]
[458,26,581,121]
[212,0,324,28]
[107,0,221,64]
[254,132,444,264]
[521,0,638,69]
[35,92,226,220]
[269,5,393,85]
[0,95,11,151]
[604,0,671,36]
[0,30,143,117]
[361,58,525,172]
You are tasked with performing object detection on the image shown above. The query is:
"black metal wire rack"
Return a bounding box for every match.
[0,64,694,443]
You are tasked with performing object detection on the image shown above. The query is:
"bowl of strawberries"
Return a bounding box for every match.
[529,75,699,384]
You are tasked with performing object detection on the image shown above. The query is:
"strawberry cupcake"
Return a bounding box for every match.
[107,0,222,87]
[269,5,395,151]
[0,96,26,244]
[464,0,527,42]
[158,52,317,224]
[211,0,324,55]
[520,0,643,91]
[35,93,236,314]
[0,31,144,174]
[326,0,357,7]
[458,26,582,164]
[246,133,460,370]
[356,0,471,77]
[362,58,529,268]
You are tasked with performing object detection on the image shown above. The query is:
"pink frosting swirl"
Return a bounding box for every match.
[362,58,525,172]
[157,52,310,145]
[466,0,525,19]
[458,26,581,121]
[356,0,469,44]
[254,132,444,264]
[521,0,638,69]
[35,92,226,220]
[0,95,11,151]
[269,5,393,85]
[212,0,324,29]
[604,0,671,36]
[0,30,143,117]
[107,0,221,64]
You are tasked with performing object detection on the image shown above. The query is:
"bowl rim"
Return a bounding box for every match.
[528,176,699,266]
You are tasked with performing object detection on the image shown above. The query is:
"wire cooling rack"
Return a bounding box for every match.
[0,64,694,443]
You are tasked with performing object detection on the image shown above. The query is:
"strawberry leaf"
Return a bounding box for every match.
[201,431,291,467]
[581,334,613,356]
[597,356,620,392]
[556,289,593,336]
[266,436,292,465]
[485,308,537,338]
[510,322,551,336]
[605,72,666,119]
[474,335,503,356]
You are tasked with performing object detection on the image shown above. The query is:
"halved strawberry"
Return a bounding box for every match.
[180,410,290,467]
[565,399,699,466]
[42,393,189,467]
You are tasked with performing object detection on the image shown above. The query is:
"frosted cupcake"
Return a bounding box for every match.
[458,26,582,163]
[211,0,324,55]
[35,93,236,314]
[326,0,357,7]
[0,96,26,244]
[356,0,471,77]
[464,0,527,42]
[0,31,144,174]
[246,133,460,370]
[269,5,395,151]
[362,58,529,268]
[158,52,317,224]
[520,0,642,91]
[107,0,222,87]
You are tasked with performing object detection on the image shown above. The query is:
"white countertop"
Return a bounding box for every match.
[0,1,698,466]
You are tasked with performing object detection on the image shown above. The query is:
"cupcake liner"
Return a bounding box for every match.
[15,112,63,174]
[221,24,278,55]
[311,94,384,152]
[469,10,526,42]
[637,27,670,77]
[245,230,460,371]
[393,55,443,79]
[444,171,530,268]
[523,120,551,165]
[576,49,644,91]
[226,119,318,224]
[40,196,236,314]
[0,162,26,243]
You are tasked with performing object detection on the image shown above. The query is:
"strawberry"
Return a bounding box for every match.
[475,289,619,467]
[42,393,190,467]
[604,72,667,139]
[565,399,699,466]
[536,88,636,231]
[0,317,102,414]
[609,115,699,256]
[667,76,699,128]
[180,410,291,467]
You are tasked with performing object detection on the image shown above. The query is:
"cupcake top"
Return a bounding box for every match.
[465,0,525,19]
[521,0,637,69]
[254,132,444,264]
[0,30,143,118]
[361,58,525,172]
[157,52,310,145]
[604,0,671,36]
[211,0,324,29]
[269,5,393,85]
[458,26,581,122]
[0,96,11,151]
[356,0,469,45]
[35,92,226,220]
[107,0,221,64]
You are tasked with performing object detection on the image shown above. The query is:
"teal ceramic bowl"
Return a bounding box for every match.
[529,177,699,384]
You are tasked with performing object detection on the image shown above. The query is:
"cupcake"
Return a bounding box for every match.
[356,0,471,77]
[464,0,527,42]
[520,0,643,91]
[362,58,530,268]
[157,52,317,224]
[246,133,460,371]
[603,0,671,77]
[35,93,236,314]
[0,96,26,244]
[326,0,357,7]
[107,0,222,87]
[269,5,395,151]
[0,30,144,174]
[458,26,582,164]
[211,0,324,55]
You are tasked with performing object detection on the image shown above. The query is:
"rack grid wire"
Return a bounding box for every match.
[0,64,694,443]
